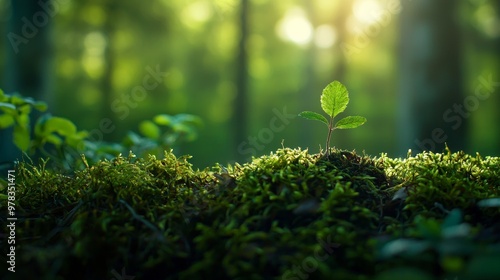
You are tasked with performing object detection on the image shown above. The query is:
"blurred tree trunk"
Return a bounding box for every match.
[233,0,249,162]
[398,0,466,155]
[1,0,52,165]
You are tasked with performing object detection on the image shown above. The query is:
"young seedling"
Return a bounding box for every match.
[299,81,366,157]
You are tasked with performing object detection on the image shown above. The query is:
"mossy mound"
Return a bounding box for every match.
[1,148,499,280]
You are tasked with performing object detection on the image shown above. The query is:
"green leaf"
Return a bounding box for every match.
[173,123,198,141]
[45,134,63,146]
[477,198,500,207]
[139,120,160,140]
[379,239,430,259]
[298,111,329,126]
[15,114,30,129]
[122,131,143,147]
[13,125,30,151]
[174,114,203,126]
[0,114,15,129]
[321,81,349,118]
[34,113,52,138]
[441,208,462,229]
[0,102,16,114]
[153,114,173,126]
[334,116,367,129]
[44,117,77,136]
[18,104,32,114]
[415,216,441,240]
[34,101,48,112]
[65,131,88,149]
[10,94,26,106]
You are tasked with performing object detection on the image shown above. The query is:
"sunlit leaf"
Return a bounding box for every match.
[298,111,328,126]
[10,94,26,105]
[0,114,15,129]
[16,114,30,129]
[0,102,16,114]
[44,117,77,136]
[18,104,32,114]
[153,114,172,126]
[321,81,349,118]
[334,116,367,129]
[139,120,160,140]
[13,125,30,151]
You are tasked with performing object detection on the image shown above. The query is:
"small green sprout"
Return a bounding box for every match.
[299,81,366,156]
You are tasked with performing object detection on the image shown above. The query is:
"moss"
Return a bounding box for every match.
[1,147,499,279]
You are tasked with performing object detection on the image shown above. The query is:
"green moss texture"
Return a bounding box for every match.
[1,148,499,280]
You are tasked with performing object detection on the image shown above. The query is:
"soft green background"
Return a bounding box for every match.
[0,0,499,168]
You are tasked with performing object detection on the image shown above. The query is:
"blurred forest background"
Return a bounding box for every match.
[0,0,499,169]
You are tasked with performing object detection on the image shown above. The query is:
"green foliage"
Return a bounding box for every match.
[0,89,49,151]
[1,147,499,279]
[0,89,202,171]
[299,81,366,156]
[83,113,203,165]
[0,89,88,166]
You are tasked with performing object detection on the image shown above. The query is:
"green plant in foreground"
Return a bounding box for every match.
[299,80,366,156]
